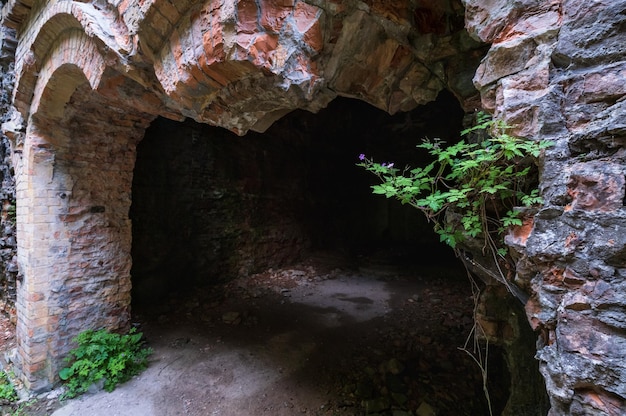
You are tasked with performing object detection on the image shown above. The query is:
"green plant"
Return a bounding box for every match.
[0,370,18,404]
[359,112,552,415]
[8,399,35,416]
[59,328,152,399]
[358,111,552,255]
[3,203,15,226]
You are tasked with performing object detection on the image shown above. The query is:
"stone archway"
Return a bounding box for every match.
[4,0,486,391]
[3,0,625,413]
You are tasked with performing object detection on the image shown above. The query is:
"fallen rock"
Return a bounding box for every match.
[222,311,241,325]
[416,401,436,416]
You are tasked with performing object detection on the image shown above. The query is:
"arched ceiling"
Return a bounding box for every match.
[7,0,486,135]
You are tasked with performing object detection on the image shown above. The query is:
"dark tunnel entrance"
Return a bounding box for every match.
[129,91,513,415]
[130,91,465,300]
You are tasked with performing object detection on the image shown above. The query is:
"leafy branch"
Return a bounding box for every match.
[358,112,551,415]
[357,112,552,256]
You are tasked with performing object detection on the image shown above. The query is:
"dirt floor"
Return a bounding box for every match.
[0,252,500,416]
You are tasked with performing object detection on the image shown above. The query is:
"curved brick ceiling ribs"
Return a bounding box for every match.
[148,0,326,132]
[11,0,483,135]
[30,29,105,120]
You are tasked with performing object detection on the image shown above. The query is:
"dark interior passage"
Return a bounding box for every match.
[128,91,520,415]
[130,91,465,304]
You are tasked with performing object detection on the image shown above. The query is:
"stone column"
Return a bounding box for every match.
[14,94,151,390]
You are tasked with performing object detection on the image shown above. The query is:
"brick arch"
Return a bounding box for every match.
[146,0,327,133]
[14,9,87,114]
[13,12,81,117]
[13,0,133,120]
[124,0,484,134]
[10,0,626,412]
[7,0,489,393]
[30,30,105,121]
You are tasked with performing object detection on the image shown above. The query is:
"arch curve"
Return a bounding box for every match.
[14,1,132,120]
[30,29,105,121]
[6,0,490,393]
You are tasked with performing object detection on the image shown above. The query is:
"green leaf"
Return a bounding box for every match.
[59,367,73,381]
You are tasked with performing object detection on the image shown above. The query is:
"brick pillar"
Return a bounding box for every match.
[14,130,65,391]
[14,97,151,391]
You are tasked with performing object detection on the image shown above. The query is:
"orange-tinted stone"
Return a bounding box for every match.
[237,0,259,34]
[259,0,292,33]
[293,1,319,33]
[302,15,323,53]
[249,33,279,67]
[508,216,534,246]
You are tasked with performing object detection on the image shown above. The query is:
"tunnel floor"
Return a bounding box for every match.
[9,252,499,416]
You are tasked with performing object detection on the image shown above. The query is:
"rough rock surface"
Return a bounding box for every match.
[0,23,17,320]
[466,0,626,414]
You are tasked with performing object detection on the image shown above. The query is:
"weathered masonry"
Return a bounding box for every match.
[0,0,625,414]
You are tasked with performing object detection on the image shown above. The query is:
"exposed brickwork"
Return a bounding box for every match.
[30,30,105,119]
[14,84,153,390]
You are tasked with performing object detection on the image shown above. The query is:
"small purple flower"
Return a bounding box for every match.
[358,153,366,161]
[387,162,394,168]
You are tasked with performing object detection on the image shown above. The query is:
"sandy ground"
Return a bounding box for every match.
[1,253,492,416]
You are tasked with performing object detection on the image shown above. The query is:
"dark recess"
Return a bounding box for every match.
[130,90,465,304]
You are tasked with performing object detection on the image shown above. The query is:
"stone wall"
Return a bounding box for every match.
[465,0,626,414]
[0,23,17,319]
[130,117,312,303]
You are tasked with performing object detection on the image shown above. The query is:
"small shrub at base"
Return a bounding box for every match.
[59,328,152,400]
[0,370,18,404]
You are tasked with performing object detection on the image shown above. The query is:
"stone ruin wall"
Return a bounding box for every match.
[465,1,626,414]
[0,19,17,320]
[0,0,623,414]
